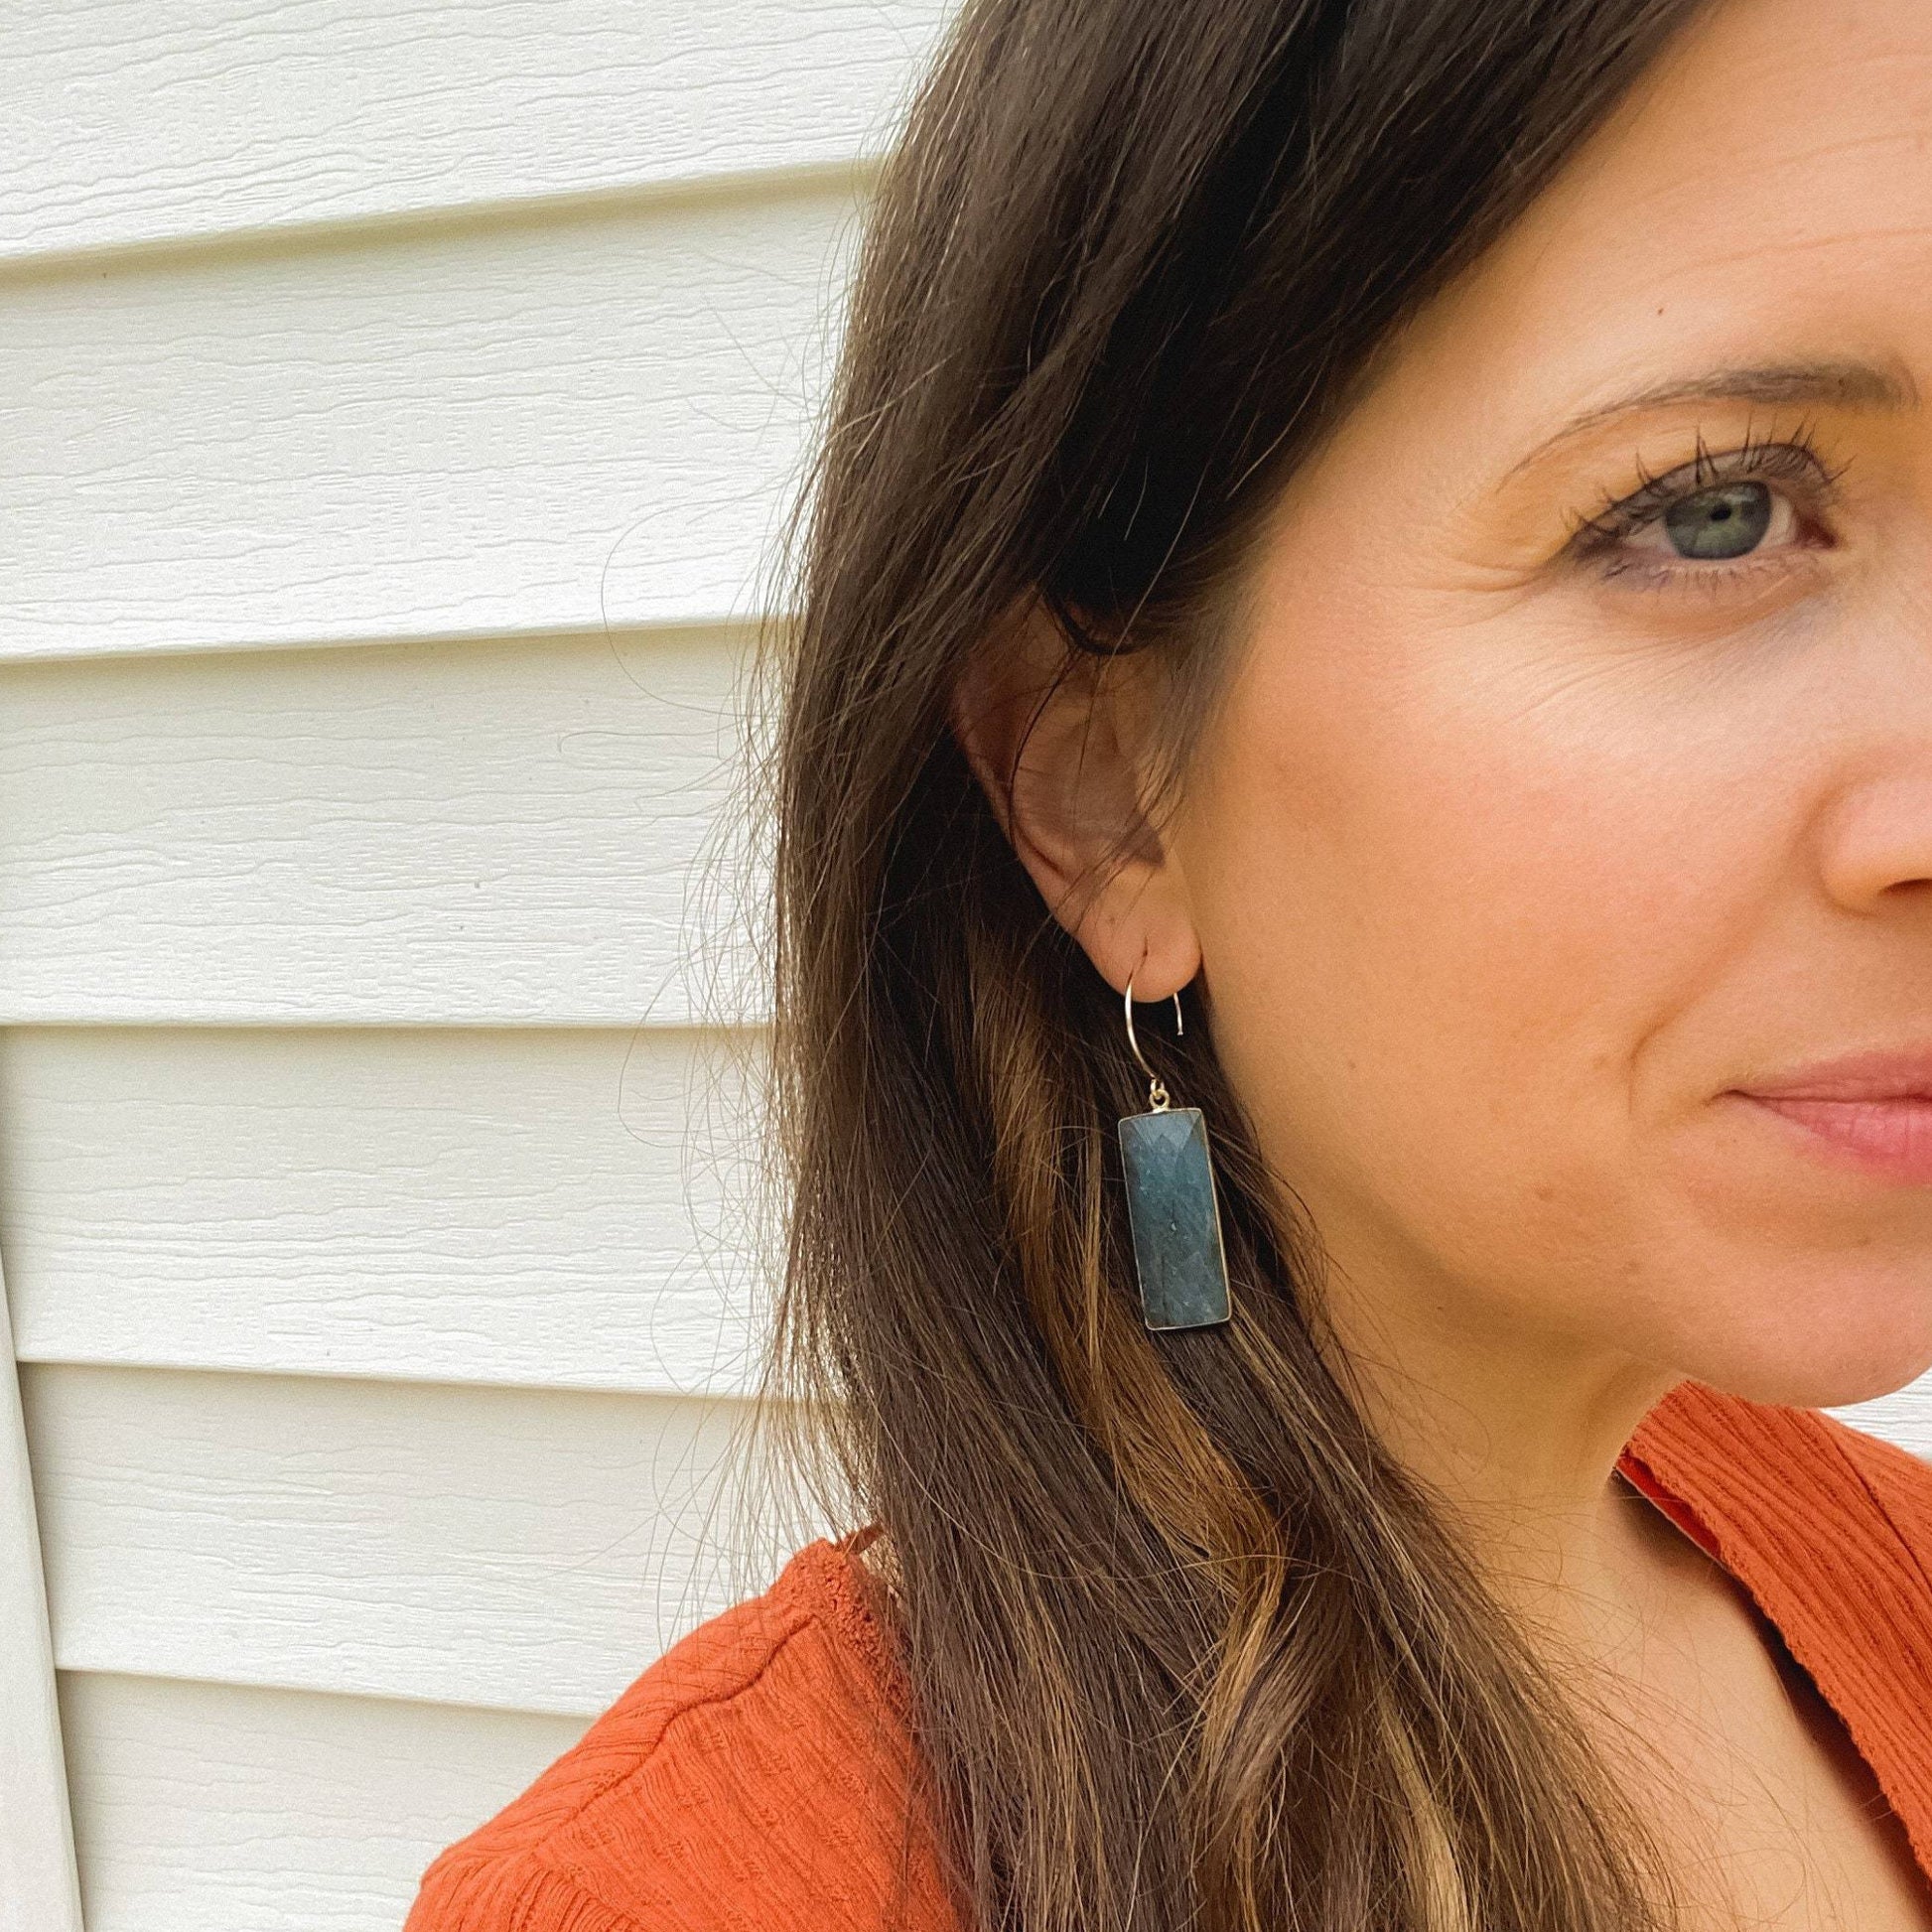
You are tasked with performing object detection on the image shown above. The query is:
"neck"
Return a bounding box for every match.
[1317,1258,1686,1655]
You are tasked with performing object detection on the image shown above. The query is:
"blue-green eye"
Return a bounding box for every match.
[1567,434,1841,580]
[1661,481,1773,559]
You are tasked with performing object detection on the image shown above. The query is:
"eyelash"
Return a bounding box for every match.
[1564,422,1850,586]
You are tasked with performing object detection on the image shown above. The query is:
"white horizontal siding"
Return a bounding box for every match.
[0,1,929,1924]
[1832,1383,1932,1456]
[60,1671,583,1932]
[0,183,858,663]
[24,1364,811,1718]
[0,0,946,264]
[2,1026,768,1395]
[0,628,758,1026]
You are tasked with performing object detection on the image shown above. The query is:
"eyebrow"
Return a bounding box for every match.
[1507,358,1917,478]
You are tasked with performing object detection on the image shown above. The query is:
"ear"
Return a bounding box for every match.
[950,596,1200,1001]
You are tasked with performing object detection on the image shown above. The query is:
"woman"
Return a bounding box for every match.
[404,0,1932,1924]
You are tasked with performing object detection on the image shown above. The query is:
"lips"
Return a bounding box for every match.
[1732,1048,1932,1181]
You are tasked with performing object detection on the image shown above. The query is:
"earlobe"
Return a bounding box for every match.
[1083,896,1202,1006]
[949,599,1201,1003]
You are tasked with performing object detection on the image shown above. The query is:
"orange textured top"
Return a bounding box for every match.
[401,1383,1932,1932]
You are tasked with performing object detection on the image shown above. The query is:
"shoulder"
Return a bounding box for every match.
[401,1538,956,1932]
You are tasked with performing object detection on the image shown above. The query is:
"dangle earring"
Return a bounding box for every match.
[1117,977,1233,1331]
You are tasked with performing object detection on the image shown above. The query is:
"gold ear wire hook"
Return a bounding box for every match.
[1123,974,1180,1113]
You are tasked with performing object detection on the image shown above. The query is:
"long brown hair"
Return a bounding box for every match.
[761,2,1714,1926]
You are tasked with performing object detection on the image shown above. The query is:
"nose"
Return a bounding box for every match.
[1815,771,1932,911]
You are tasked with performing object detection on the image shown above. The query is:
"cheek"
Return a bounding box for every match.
[1188,629,1725,1166]
[1174,599,1808,1334]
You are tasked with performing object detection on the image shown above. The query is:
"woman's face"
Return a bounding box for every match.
[1172,0,1932,1413]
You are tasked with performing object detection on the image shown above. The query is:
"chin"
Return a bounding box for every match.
[1658,1251,1932,1414]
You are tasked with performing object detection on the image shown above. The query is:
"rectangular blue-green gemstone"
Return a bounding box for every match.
[1118,1106,1232,1330]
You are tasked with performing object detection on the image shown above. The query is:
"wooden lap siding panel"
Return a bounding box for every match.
[0,0,947,263]
[58,1673,585,1932]
[0,1025,769,1397]
[21,1364,811,1719]
[0,189,861,663]
[0,630,762,1026]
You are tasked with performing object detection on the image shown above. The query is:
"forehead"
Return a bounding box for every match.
[1350,0,1932,456]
